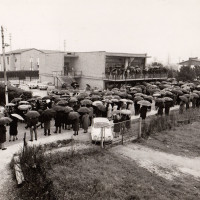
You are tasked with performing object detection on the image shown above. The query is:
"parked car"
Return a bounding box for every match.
[91,117,113,143]
[38,82,48,90]
[18,84,30,91]
[27,81,38,89]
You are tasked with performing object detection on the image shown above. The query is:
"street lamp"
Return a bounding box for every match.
[1,26,9,105]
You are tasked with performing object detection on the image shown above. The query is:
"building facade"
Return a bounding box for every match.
[1,48,167,89]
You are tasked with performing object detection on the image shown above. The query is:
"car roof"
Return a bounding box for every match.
[93,117,109,123]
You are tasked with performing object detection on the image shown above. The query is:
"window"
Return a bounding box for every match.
[7,57,9,65]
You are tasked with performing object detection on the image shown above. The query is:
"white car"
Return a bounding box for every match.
[91,117,113,143]
[27,81,38,89]
[38,82,48,90]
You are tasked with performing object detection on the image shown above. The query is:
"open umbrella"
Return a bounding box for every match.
[25,111,40,118]
[42,96,53,100]
[183,94,190,98]
[19,101,29,105]
[18,105,32,110]
[104,96,113,100]
[6,103,15,107]
[163,97,173,102]
[92,101,103,106]
[27,98,37,102]
[78,107,90,113]
[190,93,199,98]
[81,99,92,106]
[153,93,161,97]
[69,97,78,103]
[52,105,66,112]
[57,100,68,106]
[43,109,56,117]
[91,95,101,101]
[120,99,128,103]
[112,95,121,100]
[11,98,22,103]
[68,112,80,120]
[118,92,127,98]
[134,93,143,96]
[111,98,119,103]
[64,106,73,113]
[11,113,24,121]
[96,104,106,112]
[179,96,188,103]
[120,109,131,115]
[134,96,143,102]
[137,100,151,107]
[155,98,165,103]
[0,117,12,125]
[172,89,183,95]
[105,91,113,95]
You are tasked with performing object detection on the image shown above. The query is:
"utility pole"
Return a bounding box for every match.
[1,26,9,104]
[64,40,66,52]
[9,33,12,51]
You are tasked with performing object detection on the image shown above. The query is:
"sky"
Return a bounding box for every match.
[0,0,200,64]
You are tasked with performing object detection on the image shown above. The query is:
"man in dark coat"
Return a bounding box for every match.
[0,124,7,150]
[73,118,79,136]
[54,111,63,133]
[82,113,89,133]
[9,116,18,141]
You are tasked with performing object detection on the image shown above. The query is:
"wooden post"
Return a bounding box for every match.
[138,118,142,139]
[13,156,25,186]
[101,127,104,149]
[23,132,27,155]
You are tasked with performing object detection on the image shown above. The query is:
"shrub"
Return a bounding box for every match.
[0,83,32,105]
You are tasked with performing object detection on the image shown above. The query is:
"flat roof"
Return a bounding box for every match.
[106,52,149,58]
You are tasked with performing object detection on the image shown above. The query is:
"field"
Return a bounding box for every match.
[11,113,200,200]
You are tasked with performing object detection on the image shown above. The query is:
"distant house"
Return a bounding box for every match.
[0,48,43,71]
[179,57,200,67]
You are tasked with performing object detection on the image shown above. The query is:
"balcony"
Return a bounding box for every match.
[52,71,82,78]
[103,72,167,81]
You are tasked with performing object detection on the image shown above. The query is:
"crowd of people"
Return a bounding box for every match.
[0,79,200,150]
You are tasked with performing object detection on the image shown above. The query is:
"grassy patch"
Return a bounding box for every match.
[48,149,200,200]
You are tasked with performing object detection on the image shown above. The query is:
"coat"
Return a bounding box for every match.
[54,111,63,127]
[82,114,89,130]
[113,115,121,133]
[9,117,18,136]
[139,106,148,120]
[0,125,6,143]
[73,118,79,131]
[44,120,51,130]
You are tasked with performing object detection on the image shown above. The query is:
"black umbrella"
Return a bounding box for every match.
[25,111,40,118]
[96,104,106,112]
[0,117,12,125]
[43,109,56,117]
[68,112,80,120]
[11,98,22,103]
[52,105,66,112]
[78,107,90,113]
[57,100,68,106]
[64,106,73,113]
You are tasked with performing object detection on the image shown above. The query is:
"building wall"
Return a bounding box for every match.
[72,51,106,89]
[39,52,64,84]
[20,49,43,70]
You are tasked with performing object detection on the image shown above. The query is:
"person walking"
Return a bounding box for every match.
[27,117,38,141]
[82,113,89,133]
[0,124,7,150]
[44,119,51,136]
[54,111,63,133]
[9,115,18,141]
[179,101,185,114]
[113,113,121,138]
[73,118,79,136]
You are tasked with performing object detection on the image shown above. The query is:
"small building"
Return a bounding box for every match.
[179,57,200,67]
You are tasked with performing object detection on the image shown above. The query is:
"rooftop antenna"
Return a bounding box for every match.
[9,33,12,51]
[64,40,66,52]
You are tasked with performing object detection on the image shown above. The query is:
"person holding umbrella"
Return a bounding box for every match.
[0,124,7,150]
[68,112,80,136]
[82,112,90,133]
[113,111,121,138]
[26,111,40,141]
[0,117,13,150]
[9,115,19,141]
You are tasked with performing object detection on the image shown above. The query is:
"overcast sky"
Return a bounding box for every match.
[1,0,200,64]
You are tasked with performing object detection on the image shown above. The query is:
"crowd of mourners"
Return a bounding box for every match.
[0,79,200,150]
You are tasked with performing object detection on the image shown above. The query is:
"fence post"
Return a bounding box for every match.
[101,127,104,149]
[23,132,27,155]
[138,118,142,139]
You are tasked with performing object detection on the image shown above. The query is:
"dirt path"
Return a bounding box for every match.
[111,144,200,180]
